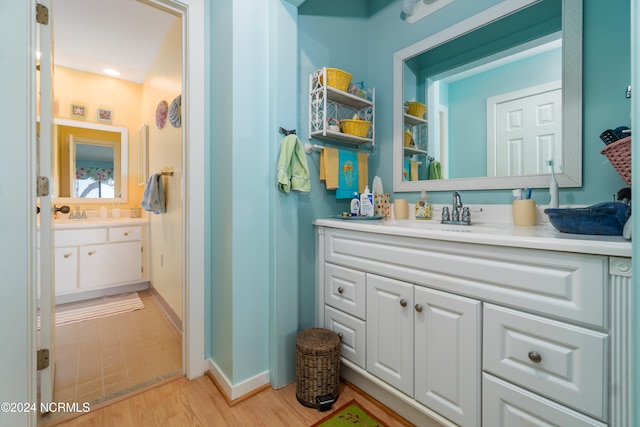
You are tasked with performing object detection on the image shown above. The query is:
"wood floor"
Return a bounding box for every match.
[44,375,413,426]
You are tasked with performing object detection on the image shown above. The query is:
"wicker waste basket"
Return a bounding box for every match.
[295,328,341,411]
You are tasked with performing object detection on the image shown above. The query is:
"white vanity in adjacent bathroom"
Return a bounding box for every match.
[315,215,632,427]
[38,217,150,304]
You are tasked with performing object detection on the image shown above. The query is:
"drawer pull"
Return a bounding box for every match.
[337,287,344,294]
[415,304,423,313]
[87,250,97,256]
[337,333,343,340]
[63,253,72,259]
[528,351,542,364]
[124,232,130,236]
[400,299,407,308]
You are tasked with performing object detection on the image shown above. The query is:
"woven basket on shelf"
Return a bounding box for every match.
[320,68,352,92]
[601,136,631,186]
[340,119,371,138]
[406,101,426,119]
[295,328,340,410]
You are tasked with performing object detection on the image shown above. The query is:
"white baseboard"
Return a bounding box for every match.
[148,283,182,337]
[206,358,270,401]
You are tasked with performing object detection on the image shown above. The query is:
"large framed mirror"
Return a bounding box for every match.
[52,118,128,204]
[393,0,582,192]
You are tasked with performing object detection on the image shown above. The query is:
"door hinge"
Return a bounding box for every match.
[37,176,50,197]
[36,3,49,25]
[37,349,50,370]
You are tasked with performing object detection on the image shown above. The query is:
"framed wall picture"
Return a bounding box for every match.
[137,124,148,185]
[70,103,87,119]
[97,107,113,123]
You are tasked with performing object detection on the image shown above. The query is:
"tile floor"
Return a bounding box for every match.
[52,290,182,405]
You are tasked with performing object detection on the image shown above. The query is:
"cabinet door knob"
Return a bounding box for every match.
[399,299,407,308]
[337,287,344,294]
[88,250,97,256]
[415,304,423,313]
[63,252,72,259]
[528,351,542,364]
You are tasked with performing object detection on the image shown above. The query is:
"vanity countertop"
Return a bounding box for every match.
[314,218,632,258]
[39,217,150,230]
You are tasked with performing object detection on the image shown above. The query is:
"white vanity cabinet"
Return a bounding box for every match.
[315,223,632,427]
[49,221,149,302]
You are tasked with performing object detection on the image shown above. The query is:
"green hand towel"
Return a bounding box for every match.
[428,160,443,180]
[277,134,311,193]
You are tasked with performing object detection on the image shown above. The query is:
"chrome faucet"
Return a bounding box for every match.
[68,204,86,220]
[442,191,471,225]
[452,191,463,221]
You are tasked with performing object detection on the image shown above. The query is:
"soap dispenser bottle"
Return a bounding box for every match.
[360,186,374,217]
[350,192,360,216]
[415,190,432,220]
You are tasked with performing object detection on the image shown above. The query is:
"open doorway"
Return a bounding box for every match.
[40,0,186,418]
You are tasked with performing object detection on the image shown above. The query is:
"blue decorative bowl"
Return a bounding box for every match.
[544,202,630,235]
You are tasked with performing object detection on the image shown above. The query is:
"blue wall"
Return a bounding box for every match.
[297,0,631,328]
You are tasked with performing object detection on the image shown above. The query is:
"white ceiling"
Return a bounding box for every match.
[52,0,177,84]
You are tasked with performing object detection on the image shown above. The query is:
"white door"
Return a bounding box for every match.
[366,274,414,396]
[487,81,562,176]
[37,0,56,405]
[414,287,482,427]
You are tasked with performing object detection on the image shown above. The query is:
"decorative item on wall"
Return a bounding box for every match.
[169,95,182,128]
[70,102,88,119]
[155,100,168,129]
[97,107,113,123]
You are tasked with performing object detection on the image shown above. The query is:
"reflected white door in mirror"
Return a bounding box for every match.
[393,0,582,192]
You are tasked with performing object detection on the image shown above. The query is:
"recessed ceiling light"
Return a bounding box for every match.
[103,68,120,76]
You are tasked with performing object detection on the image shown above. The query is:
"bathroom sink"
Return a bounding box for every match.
[382,220,494,233]
[55,218,103,223]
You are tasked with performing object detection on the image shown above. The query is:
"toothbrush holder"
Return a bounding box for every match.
[512,199,537,226]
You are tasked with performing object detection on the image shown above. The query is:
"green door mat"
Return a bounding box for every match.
[311,399,387,427]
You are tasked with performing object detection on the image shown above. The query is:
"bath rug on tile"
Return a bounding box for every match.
[311,399,387,427]
[37,292,144,329]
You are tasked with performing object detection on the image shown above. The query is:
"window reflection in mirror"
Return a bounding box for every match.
[53,118,128,203]
[73,142,116,198]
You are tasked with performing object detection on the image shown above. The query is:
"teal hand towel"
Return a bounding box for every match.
[277,134,310,194]
[140,174,166,214]
[336,149,358,199]
[428,160,443,180]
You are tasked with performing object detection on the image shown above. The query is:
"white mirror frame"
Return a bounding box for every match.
[393,0,582,192]
[52,117,129,204]
[137,124,148,186]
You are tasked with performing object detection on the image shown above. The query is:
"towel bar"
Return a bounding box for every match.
[304,143,324,154]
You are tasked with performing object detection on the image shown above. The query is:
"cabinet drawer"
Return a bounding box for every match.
[483,374,606,427]
[324,306,365,369]
[324,263,365,319]
[109,226,142,242]
[483,304,608,420]
[56,228,107,246]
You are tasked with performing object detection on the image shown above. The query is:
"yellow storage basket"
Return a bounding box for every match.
[340,119,371,138]
[320,68,353,92]
[406,101,426,119]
